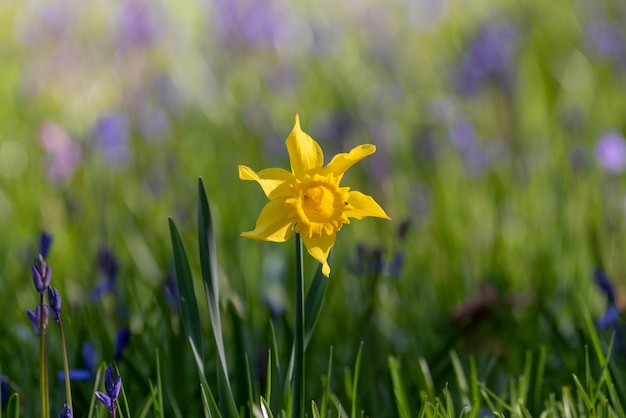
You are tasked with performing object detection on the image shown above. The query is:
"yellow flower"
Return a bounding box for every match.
[239,114,390,277]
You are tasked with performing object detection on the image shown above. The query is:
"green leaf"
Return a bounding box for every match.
[198,178,239,418]
[388,357,411,418]
[6,393,18,418]
[304,263,328,347]
[190,336,223,418]
[350,342,364,418]
[320,347,333,418]
[169,218,204,360]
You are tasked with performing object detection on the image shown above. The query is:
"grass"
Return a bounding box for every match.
[2,0,626,416]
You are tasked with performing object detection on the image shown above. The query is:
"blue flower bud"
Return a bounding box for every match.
[32,255,51,293]
[27,305,49,335]
[48,286,62,323]
[58,404,72,418]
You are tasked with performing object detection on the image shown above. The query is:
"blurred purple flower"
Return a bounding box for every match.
[91,247,119,300]
[114,327,131,361]
[449,119,477,153]
[92,113,131,168]
[585,18,625,62]
[163,274,179,313]
[595,130,626,174]
[455,19,517,95]
[39,231,53,259]
[59,342,97,382]
[115,0,157,50]
[594,267,616,305]
[39,122,83,183]
[212,0,291,48]
[1,375,8,407]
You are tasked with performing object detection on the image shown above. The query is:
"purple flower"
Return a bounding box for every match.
[58,404,72,418]
[1,375,8,407]
[96,365,122,415]
[585,18,625,61]
[596,130,626,174]
[91,247,119,300]
[114,328,131,361]
[39,231,53,259]
[39,122,83,183]
[92,113,131,168]
[594,267,616,305]
[455,19,517,95]
[27,305,49,335]
[48,286,62,324]
[32,254,51,294]
[59,342,97,382]
[115,0,157,50]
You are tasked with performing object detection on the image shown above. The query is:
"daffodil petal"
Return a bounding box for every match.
[301,233,335,277]
[321,144,376,180]
[286,114,324,176]
[239,165,293,199]
[241,199,294,242]
[346,191,390,220]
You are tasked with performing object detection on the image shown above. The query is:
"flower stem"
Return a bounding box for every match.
[58,319,73,412]
[293,233,305,418]
[38,293,48,418]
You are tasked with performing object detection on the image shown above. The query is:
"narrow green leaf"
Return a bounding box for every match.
[350,342,364,418]
[293,233,305,418]
[137,394,155,418]
[7,393,18,418]
[169,218,204,359]
[189,336,223,418]
[198,178,239,418]
[156,350,164,418]
[304,263,328,346]
[265,349,273,404]
[320,347,333,418]
[388,357,411,418]
[88,364,105,418]
[311,401,321,418]
[450,350,469,406]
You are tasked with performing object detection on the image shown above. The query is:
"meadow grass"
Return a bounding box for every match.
[2,0,626,416]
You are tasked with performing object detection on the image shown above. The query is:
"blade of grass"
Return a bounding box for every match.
[320,346,333,418]
[169,218,204,360]
[388,357,411,418]
[450,350,469,406]
[197,178,238,417]
[350,342,364,418]
[156,350,164,418]
[188,337,222,418]
[7,393,18,418]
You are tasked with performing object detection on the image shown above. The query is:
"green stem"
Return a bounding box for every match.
[38,293,48,418]
[293,234,305,418]
[58,319,73,412]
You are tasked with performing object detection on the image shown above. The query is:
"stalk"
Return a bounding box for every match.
[58,319,73,412]
[292,233,305,418]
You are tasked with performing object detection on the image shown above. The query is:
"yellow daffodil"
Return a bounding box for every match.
[239,114,390,277]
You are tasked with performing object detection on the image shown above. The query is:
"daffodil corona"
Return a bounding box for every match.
[239,114,390,277]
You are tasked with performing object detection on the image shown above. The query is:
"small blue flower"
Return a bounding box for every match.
[48,286,62,324]
[39,231,53,258]
[32,254,51,293]
[91,247,119,300]
[1,375,8,407]
[96,364,122,415]
[114,328,131,361]
[59,342,98,382]
[27,305,49,335]
[58,404,72,418]
[594,267,616,305]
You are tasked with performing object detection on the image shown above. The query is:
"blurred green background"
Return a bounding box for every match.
[2,0,626,415]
